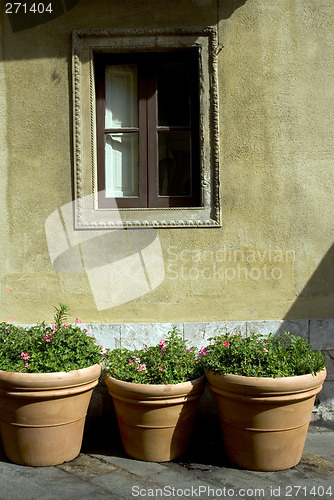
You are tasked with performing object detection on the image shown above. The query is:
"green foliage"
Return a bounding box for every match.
[201,332,326,377]
[104,326,204,384]
[0,305,104,373]
[53,302,69,329]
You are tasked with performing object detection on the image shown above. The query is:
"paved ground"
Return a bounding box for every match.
[0,416,333,500]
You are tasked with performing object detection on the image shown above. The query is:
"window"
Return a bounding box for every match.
[95,51,200,209]
[72,28,220,228]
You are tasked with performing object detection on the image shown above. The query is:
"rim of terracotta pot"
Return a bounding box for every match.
[205,368,327,398]
[0,364,102,391]
[104,374,205,402]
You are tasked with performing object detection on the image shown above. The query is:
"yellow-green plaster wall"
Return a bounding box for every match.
[0,0,333,324]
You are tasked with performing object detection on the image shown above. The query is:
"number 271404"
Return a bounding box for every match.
[5,3,53,14]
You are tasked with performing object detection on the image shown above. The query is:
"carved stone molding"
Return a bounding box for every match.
[72,27,221,228]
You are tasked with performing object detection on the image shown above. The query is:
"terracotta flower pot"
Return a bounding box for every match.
[0,364,101,466]
[206,368,327,471]
[104,375,205,462]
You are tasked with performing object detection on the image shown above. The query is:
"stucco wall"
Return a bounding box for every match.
[0,0,333,326]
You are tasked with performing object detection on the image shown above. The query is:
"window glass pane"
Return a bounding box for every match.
[157,64,191,127]
[158,131,191,196]
[105,65,138,128]
[105,133,138,197]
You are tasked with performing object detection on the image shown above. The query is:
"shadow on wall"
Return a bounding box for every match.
[283,242,334,321]
[1,0,248,36]
[216,0,248,20]
[2,0,80,32]
[277,243,334,413]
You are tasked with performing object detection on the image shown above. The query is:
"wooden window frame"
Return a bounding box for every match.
[95,51,200,209]
[72,28,221,228]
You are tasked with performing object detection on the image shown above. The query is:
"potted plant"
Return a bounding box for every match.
[202,332,327,471]
[0,304,104,466]
[104,327,205,462]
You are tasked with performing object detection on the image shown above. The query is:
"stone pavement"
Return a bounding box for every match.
[0,417,333,500]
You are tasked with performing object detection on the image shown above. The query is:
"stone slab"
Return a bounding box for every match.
[246,320,308,339]
[120,322,183,349]
[183,321,247,348]
[310,319,334,350]
[83,323,121,350]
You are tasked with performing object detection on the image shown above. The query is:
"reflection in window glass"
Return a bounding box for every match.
[105,133,138,197]
[158,132,191,196]
[105,65,138,128]
[157,64,191,127]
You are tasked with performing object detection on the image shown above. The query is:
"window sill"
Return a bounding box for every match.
[75,202,220,229]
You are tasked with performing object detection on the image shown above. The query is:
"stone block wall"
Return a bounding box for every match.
[85,320,333,420]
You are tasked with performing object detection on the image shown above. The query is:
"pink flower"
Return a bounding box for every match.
[263,348,268,353]
[51,324,57,331]
[128,359,134,365]
[20,352,30,360]
[64,324,69,329]
[199,347,207,356]
[186,348,191,353]
[25,363,29,368]
[137,364,147,372]
[43,333,54,342]
[134,356,140,364]
[76,318,82,324]
[101,348,107,355]
[159,339,166,348]
[223,341,230,347]
[158,366,163,371]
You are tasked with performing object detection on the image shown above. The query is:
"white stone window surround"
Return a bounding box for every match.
[72,27,221,228]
